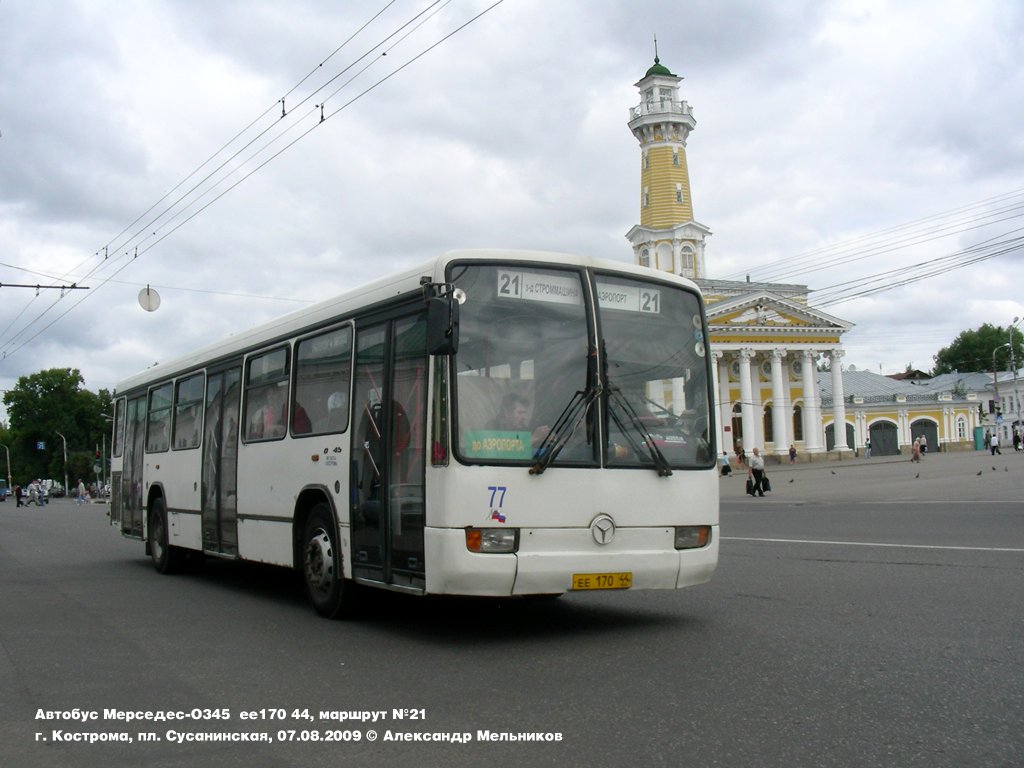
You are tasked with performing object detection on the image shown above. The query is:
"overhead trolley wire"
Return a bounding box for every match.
[721,186,1024,284]
[80,0,437,287]
[811,229,1024,307]
[0,0,504,362]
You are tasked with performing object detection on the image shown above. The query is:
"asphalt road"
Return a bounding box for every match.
[1,450,1021,768]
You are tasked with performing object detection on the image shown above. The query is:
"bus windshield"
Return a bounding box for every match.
[450,263,713,469]
[596,274,712,469]
[452,263,594,466]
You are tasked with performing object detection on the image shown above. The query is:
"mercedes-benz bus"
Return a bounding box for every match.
[109,250,718,617]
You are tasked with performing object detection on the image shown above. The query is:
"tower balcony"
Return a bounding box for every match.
[629,99,694,121]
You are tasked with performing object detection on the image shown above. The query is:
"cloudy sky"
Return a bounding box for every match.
[2,0,1023,415]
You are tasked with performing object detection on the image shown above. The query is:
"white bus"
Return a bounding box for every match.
[109,250,718,617]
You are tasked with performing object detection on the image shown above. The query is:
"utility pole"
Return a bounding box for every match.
[56,431,68,499]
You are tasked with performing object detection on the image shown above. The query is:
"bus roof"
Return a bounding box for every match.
[113,249,700,395]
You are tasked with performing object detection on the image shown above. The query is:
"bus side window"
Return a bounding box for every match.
[244,347,289,441]
[294,326,352,436]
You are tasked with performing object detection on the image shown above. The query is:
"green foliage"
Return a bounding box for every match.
[932,323,1024,375]
[1,368,112,487]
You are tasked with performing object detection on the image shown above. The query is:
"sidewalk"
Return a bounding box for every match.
[720,447,1024,503]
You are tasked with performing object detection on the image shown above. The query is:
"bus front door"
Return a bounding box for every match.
[202,367,241,556]
[351,314,427,591]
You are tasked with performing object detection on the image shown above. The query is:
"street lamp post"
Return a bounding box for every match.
[55,431,68,500]
[992,343,1010,443]
[1010,317,1021,446]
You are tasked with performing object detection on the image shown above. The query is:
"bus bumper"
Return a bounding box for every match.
[423,526,718,597]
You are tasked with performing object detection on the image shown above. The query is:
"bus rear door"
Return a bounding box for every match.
[202,365,241,556]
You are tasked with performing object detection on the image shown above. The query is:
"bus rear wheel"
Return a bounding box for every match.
[149,498,184,574]
[303,505,356,619]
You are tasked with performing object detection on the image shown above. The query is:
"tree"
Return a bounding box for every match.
[1,368,113,487]
[932,323,1024,375]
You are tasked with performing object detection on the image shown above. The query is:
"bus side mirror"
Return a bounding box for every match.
[427,296,459,355]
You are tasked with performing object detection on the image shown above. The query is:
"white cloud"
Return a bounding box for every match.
[1,0,1023,413]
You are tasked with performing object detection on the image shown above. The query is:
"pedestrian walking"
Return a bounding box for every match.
[911,438,921,463]
[76,479,86,505]
[720,452,731,477]
[991,432,1001,455]
[747,447,766,497]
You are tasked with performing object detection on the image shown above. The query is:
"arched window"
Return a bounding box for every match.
[792,404,803,441]
[731,402,743,450]
[763,405,774,443]
[681,246,695,273]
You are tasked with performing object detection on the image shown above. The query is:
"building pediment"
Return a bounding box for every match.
[626,221,712,243]
[706,292,853,336]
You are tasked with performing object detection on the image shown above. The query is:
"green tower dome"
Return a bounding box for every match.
[645,56,674,77]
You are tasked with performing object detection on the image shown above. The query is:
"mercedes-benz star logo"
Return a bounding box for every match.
[590,514,616,545]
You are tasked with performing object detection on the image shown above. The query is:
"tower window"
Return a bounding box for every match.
[643,187,649,208]
[681,246,694,271]
[643,151,649,169]
[676,183,684,203]
[673,148,679,166]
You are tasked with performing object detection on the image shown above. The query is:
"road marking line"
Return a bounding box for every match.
[722,537,1024,553]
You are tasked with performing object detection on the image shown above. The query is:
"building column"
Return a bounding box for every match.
[751,356,764,449]
[716,353,733,453]
[711,352,726,457]
[770,349,789,456]
[801,349,823,452]
[830,349,849,449]
[738,350,756,453]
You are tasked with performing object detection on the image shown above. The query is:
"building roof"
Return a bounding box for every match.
[817,368,980,407]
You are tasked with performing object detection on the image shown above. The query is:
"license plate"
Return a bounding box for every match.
[571,572,632,590]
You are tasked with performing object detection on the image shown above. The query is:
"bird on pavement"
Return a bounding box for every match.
[977,470,983,476]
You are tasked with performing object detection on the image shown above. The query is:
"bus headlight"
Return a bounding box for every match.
[465,528,519,553]
[674,525,711,550]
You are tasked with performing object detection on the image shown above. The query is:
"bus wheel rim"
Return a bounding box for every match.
[305,529,335,595]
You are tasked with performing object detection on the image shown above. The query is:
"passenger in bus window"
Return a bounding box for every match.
[488,393,530,431]
[252,385,287,439]
[488,392,550,451]
[292,399,312,434]
[326,391,348,431]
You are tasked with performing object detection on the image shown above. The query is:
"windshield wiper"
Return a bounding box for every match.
[606,383,673,476]
[529,386,600,476]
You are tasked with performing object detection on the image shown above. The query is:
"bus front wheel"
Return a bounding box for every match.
[303,505,356,619]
